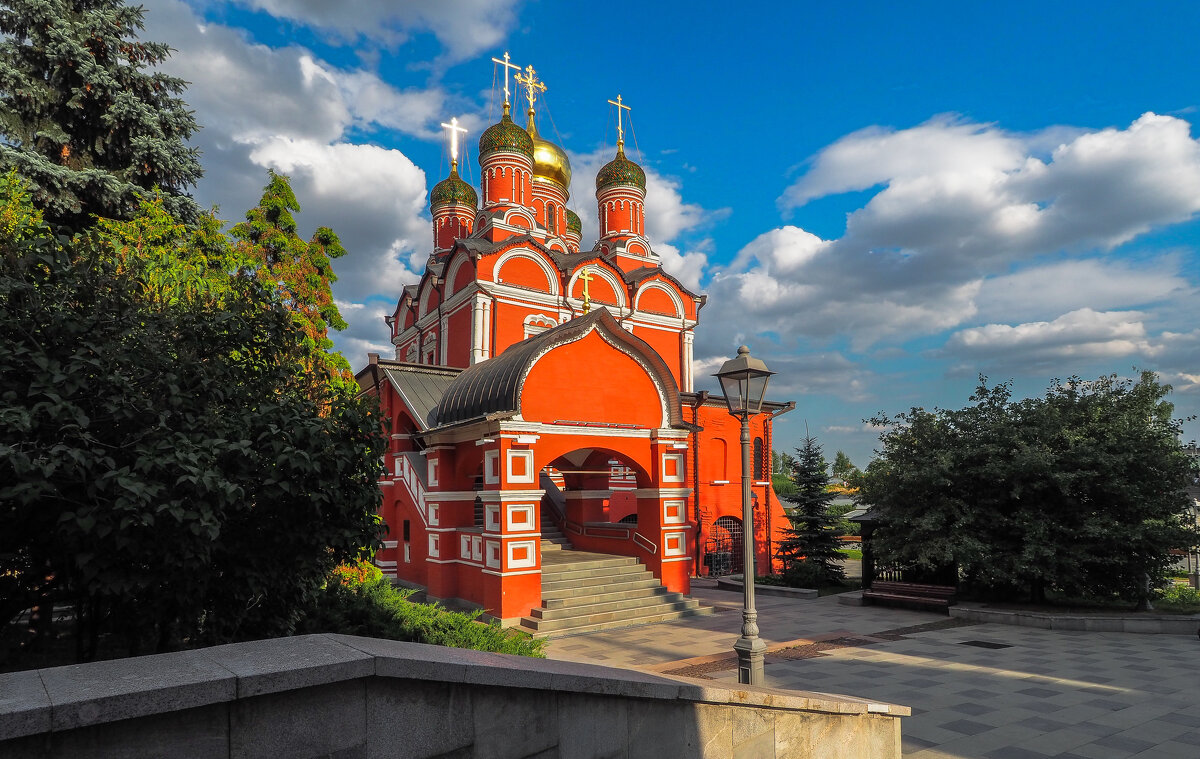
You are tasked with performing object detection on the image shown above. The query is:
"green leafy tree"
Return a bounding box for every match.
[776,436,845,585]
[232,170,352,395]
[0,0,202,231]
[771,449,797,496]
[0,178,384,664]
[860,374,1194,602]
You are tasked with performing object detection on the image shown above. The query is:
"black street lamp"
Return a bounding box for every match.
[714,345,774,685]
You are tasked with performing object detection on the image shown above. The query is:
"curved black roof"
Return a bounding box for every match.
[434,309,685,429]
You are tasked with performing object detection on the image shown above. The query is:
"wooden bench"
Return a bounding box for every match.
[862,581,957,612]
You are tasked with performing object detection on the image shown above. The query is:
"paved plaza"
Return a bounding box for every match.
[544,580,1200,758]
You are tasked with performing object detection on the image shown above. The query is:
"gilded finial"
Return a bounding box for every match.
[515,64,547,125]
[440,116,468,173]
[491,52,520,114]
[578,267,594,314]
[607,94,631,154]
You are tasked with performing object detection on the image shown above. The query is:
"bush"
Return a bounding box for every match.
[296,565,544,658]
[1155,583,1200,612]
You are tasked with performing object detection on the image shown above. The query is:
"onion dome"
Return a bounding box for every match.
[596,143,646,192]
[478,105,534,161]
[565,208,581,236]
[527,111,571,190]
[429,167,477,208]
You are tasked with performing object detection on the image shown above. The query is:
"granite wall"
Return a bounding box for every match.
[0,633,907,758]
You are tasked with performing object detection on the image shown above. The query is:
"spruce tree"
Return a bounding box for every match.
[231,170,353,395]
[0,0,202,231]
[776,435,845,585]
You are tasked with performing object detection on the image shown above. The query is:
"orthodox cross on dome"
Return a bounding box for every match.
[607,94,631,147]
[491,52,521,111]
[440,116,468,171]
[578,267,594,314]
[515,64,547,115]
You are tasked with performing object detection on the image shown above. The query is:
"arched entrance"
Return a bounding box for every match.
[705,516,743,576]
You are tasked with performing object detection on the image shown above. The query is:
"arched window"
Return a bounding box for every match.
[753,437,765,480]
[546,202,557,233]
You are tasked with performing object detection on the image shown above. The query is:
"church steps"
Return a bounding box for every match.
[530,592,695,620]
[541,585,673,608]
[518,606,714,639]
[523,598,703,632]
[540,569,655,594]
[541,559,645,577]
[540,576,663,600]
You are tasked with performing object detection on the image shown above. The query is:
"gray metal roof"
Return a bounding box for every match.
[433,309,686,430]
[380,363,462,430]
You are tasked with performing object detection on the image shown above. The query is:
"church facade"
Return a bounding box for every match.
[356,64,793,626]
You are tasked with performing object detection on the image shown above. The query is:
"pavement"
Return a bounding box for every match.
[544,579,1200,759]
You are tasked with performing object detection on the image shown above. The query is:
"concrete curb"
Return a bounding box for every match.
[714,575,819,599]
[949,604,1200,635]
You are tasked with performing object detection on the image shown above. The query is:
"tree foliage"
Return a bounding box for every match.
[0,0,202,231]
[776,436,845,585]
[0,177,383,663]
[232,170,352,395]
[860,375,1195,602]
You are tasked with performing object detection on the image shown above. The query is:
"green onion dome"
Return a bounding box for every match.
[565,208,581,235]
[595,144,646,192]
[478,109,535,161]
[430,168,478,208]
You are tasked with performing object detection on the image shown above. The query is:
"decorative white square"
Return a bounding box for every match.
[484,450,500,484]
[472,536,483,562]
[485,504,501,531]
[507,503,535,532]
[662,499,687,525]
[428,534,440,558]
[394,457,403,477]
[661,453,685,483]
[486,540,501,569]
[663,531,687,557]
[506,449,535,484]
[507,540,537,569]
[460,535,471,558]
[427,503,440,526]
[427,458,439,487]
[404,544,411,563]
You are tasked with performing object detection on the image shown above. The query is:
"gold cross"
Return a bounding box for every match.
[515,64,547,112]
[578,268,594,314]
[607,94,631,145]
[439,116,468,170]
[491,52,521,107]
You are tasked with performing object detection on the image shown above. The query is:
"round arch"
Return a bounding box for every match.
[566,264,626,308]
[634,280,684,318]
[494,249,560,294]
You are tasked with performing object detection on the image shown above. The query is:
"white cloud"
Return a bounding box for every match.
[975,258,1189,322]
[941,308,1155,371]
[703,113,1200,358]
[225,0,521,62]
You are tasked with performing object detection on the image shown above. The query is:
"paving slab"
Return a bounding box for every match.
[544,580,1200,757]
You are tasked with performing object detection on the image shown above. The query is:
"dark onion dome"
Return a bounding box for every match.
[565,208,582,235]
[595,143,646,192]
[430,167,478,208]
[478,108,534,161]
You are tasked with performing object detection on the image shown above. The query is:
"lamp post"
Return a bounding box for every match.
[715,345,774,686]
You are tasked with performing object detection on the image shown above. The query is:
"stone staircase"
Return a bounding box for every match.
[517,511,712,639]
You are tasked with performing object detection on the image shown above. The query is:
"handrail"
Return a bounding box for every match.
[632,532,657,555]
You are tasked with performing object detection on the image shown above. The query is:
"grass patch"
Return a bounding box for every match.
[296,573,545,657]
[838,548,863,560]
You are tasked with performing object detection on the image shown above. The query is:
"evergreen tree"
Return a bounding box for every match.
[0,0,202,231]
[776,436,845,585]
[231,170,352,395]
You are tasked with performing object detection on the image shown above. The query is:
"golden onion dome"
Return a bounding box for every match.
[526,110,571,192]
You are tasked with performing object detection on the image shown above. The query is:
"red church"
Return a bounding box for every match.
[356,62,793,635]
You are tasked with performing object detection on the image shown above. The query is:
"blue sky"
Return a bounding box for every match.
[142,0,1200,466]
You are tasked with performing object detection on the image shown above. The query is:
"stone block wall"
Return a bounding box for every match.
[0,633,907,758]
